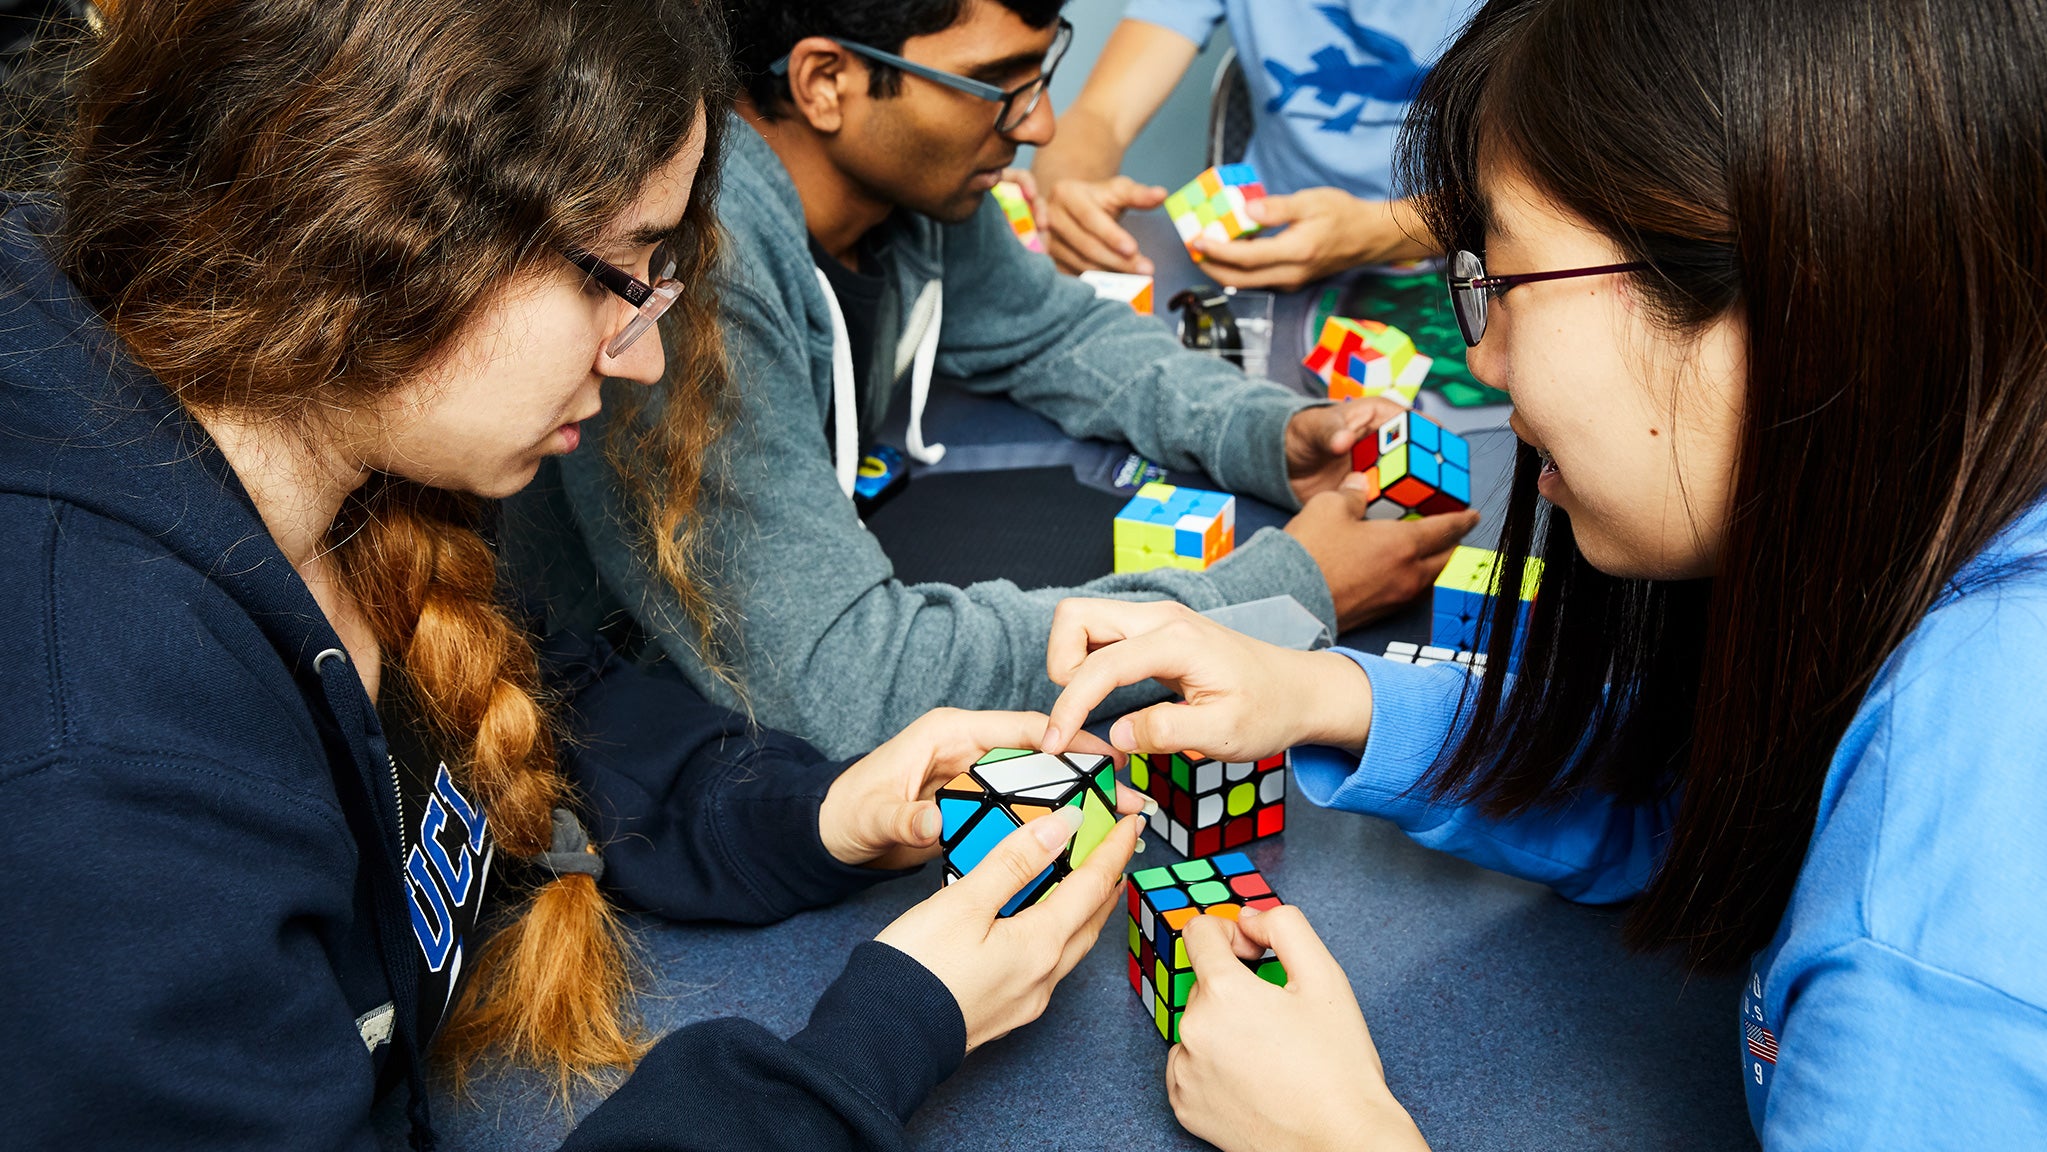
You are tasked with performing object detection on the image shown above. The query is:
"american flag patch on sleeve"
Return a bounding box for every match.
[1745,1020,1779,1064]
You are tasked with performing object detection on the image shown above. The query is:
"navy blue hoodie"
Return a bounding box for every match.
[0,198,965,1150]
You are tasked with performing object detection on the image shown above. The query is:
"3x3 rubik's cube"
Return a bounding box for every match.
[1166,164,1265,258]
[1354,411,1472,519]
[1431,544,1542,667]
[1113,482,1235,574]
[1130,749,1286,857]
[1128,853,1286,1042]
[1304,317,1434,407]
[992,180,1045,253]
[938,748,1119,916]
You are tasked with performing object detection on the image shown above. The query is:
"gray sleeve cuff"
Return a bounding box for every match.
[1209,390,1323,511]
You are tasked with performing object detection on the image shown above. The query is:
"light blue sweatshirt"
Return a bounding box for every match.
[1124,0,1478,198]
[1292,499,2047,1146]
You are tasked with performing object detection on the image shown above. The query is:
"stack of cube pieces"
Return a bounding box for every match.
[1128,854,1287,1042]
[1113,482,1235,573]
[991,180,1045,253]
[937,748,1118,917]
[1431,545,1542,669]
[1353,410,1472,519]
[1303,316,1434,407]
[1165,163,1266,258]
[1131,749,1286,856]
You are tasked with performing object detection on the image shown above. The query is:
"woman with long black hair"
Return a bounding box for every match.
[1040,0,2047,1146]
[0,2,1141,1148]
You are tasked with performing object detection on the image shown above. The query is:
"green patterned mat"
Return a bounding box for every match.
[1315,271,1511,408]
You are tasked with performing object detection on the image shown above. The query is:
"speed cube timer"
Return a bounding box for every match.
[1113,482,1235,573]
[1165,163,1266,258]
[1353,411,1472,519]
[1130,749,1286,856]
[939,748,1118,917]
[1432,545,1542,667]
[1303,316,1433,407]
[1127,854,1287,1042]
[991,180,1045,253]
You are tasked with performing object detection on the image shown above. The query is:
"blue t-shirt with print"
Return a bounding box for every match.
[1123,0,1478,199]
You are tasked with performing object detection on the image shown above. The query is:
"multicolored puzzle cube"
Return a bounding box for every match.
[1382,639,1488,671]
[1130,749,1286,856]
[1432,545,1542,667]
[992,180,1044,253]
[939,748,1118,917]
[1353,411,1472,519]
[1303,317,1433,407]
[1079,270,1155,315]
[1165,163,1265,259]
[1113,482,1235,573]
[1127,854,1287,1042]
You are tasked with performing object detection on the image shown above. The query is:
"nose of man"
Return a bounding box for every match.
[1003,92,1056,148]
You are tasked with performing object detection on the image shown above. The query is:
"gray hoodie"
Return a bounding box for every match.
[502,115,1334,758]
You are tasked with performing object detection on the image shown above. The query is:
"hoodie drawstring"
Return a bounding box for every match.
[812,269,947,501]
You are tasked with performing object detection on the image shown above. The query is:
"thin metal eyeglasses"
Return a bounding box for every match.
[564,240,680,357]
[769,17,1073,134]
[1447,248,1648,346]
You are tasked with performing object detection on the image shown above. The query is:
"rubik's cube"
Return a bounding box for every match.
[992,180,1044,253]
[1382,639,1488,671]
[1165,163,1266,259]
[938,748,1118,917]
[1303,317,1433,407]
[1079,270,1155,315]
[1432,545,1542,667]
[1130,749,1286,856]
[1127,854,1287,1042]
[1113,482,1235,573]
[1353,411,1472,519]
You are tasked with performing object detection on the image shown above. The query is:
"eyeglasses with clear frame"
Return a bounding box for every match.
[769,17,1074,134]
[563,239,680,357]
[1446,248,1649,346]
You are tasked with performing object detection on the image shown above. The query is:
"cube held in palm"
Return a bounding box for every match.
[1130,748,1286,856]
[992,180,1045,253]
[1113,482,1235,573]
[1127,853,1286,1042]
[1164,163,1266,259]
[1353,410,1472,519]
[1303,316,1433,407]
[1432,545,1542,668]
[938,748,1119,917]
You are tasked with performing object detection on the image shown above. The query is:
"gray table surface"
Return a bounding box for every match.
[427,211,1760,1152]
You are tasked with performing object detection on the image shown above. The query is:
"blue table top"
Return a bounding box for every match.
[425,212,1760,1152]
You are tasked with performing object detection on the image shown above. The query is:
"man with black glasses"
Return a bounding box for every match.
[508,0,1475,758]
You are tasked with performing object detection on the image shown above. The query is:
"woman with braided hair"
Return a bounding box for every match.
[0,2,1142,1148]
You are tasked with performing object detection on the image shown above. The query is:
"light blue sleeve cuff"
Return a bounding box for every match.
[1289,650,1475,834]
[1122,0,1228,49]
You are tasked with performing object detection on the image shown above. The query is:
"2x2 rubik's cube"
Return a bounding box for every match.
[1354,411,1473,519]
[1304,317,1434,407]
[1166,164,1265,258]
[1113,482,1235,574]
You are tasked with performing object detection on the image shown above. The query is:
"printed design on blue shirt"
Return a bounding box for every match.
[404,762,492,979]
[1262,6,1430,134]
[1742,956,1780,1132]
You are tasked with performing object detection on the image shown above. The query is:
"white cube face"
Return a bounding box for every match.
[1169,824,1189,854]
[1149,808,1170,839]
[1260,771,1286,803]
[1196,793,1224,828]
[1195,758,1222,793]
[1225,759,1253,782]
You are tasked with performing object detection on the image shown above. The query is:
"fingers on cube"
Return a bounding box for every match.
[939,747,1118,915]
[1168,164,1267,260]
[1126,851,1288,1041]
